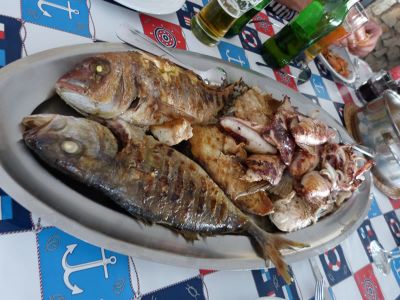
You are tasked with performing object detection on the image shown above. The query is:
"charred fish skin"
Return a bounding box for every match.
[22,114,306,283]
[23,114,247,233]
[110,130,250,234]
[56,51,248,126]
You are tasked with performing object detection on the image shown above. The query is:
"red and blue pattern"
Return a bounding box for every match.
[0,0,399,299]
[0,16,23,68]
[0,188,33,233]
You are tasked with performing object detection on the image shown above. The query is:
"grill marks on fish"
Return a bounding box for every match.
[107,125,243,233]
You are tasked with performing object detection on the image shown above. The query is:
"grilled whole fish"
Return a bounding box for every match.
[22,114,306,283]
[55,51,247,126]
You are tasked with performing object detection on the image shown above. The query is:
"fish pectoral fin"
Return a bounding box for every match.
[104,119,147,149]
[179,231,200,242]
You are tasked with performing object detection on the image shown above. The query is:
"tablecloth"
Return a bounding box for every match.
[0,0,400,299]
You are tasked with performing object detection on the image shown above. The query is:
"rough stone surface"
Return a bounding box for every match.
[373,48,388,57]
[395,22,400,33]
[371,0,396,15]
[365,1,400,71]
[374,39,384,51]
[387,46,400,61]
[381,28,394,40]
[366,55,389,70]
[381,5,400,27]
[383,37,400,48]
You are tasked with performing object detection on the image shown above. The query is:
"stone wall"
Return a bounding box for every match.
[364,0,400,71]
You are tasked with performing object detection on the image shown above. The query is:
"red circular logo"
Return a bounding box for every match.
[363,279,377,300]
[154,27,176,48]
[241,29,258,48]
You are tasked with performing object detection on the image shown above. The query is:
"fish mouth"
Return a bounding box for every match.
[56,81,126,120]
[21,115,54,147]
[56,78,88,95]
[22,114,54,131]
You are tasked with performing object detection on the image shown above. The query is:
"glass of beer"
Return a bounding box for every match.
[191,0,262,46]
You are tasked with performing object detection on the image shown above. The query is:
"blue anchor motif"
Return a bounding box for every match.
[62,245,117,295]
[37,0,80,19]
[217,41,249,69]
[37,227,135,299]
[22,0,91,37]
[310,75,330,100]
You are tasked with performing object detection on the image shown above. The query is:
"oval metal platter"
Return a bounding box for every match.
[0,43,372,270]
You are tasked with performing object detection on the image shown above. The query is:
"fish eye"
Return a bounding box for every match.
[61,140,81,154]
[96,65,104,73]
[91,59,110,76]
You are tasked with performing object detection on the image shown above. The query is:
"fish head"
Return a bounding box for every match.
[22,114,118,174]
[55,53,136,119]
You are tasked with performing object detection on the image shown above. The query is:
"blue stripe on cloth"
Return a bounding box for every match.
[0,49,5,66]
[284,285,294,300]
[1,195,13,220]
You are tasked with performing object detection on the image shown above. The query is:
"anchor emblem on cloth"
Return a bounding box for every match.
[62,244,117,294]
[37,0,80,19]
[225,49,246,67]
[311,77,326,95]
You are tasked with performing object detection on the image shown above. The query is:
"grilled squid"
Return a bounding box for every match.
[290,117,336,146]
[220,117,277,154]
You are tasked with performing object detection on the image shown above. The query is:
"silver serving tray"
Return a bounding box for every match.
[0,43,372,270]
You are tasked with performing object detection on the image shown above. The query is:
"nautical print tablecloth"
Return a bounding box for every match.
[1,1,400,299]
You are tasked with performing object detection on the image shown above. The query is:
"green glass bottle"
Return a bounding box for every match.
[261,0,359,69]
[225,0,272,38]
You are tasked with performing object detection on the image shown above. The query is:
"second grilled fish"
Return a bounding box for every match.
[22,114,306,283]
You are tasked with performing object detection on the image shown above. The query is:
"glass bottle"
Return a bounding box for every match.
[261,0,359,69]
[303,2,368,62]
[225,0,272,38]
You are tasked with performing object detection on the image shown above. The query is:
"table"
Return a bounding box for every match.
[0,1,399,299]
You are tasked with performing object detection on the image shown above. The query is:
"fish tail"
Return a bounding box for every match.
[248,223,308,284]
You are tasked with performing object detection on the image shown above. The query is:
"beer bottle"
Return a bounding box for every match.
[261,0,359,69]
[225,0,272,38]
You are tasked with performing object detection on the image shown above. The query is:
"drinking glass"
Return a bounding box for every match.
[191,0,262,46]
[370,240,400,276]
[304,2,368,62]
